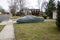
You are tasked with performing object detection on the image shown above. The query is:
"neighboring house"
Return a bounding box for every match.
[53,10,57,19]
[23,9,40,16]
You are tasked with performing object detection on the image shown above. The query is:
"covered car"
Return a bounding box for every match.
[16,15,44,23]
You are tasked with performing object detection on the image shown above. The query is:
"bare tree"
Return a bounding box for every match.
[0,6,5,14]
[8,0,18,16]
[38,0,40,9]
[41,1,48,12]
[8,0,25,16]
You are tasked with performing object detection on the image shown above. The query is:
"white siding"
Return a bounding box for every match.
[53,11,57,19]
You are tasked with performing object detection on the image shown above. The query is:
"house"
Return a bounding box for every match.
[53,10,57,19]
[23,9,40,16]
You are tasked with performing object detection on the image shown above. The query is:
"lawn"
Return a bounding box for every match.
[12,16,21,19]
[14,21,60,40]
[12,16,42,19]
[0,25,5,32]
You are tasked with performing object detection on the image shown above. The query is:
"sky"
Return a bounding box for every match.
[0,0,9,12]
[25,0,39,9]
[0,0,59,12]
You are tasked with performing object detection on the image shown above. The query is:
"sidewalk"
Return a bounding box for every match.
[45,19,56,21]
[0,20,15,40]
[0,21,8,25]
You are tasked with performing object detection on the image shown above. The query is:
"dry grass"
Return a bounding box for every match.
[14,21,60,40]
[13,16,42,19]
[0,25,5,32]
[13,16,21,19]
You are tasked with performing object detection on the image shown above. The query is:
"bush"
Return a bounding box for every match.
[42,13,47,19]
[43,15,47,19]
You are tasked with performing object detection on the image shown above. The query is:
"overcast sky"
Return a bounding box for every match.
[0,0,59,12]
[0,0,9,11]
